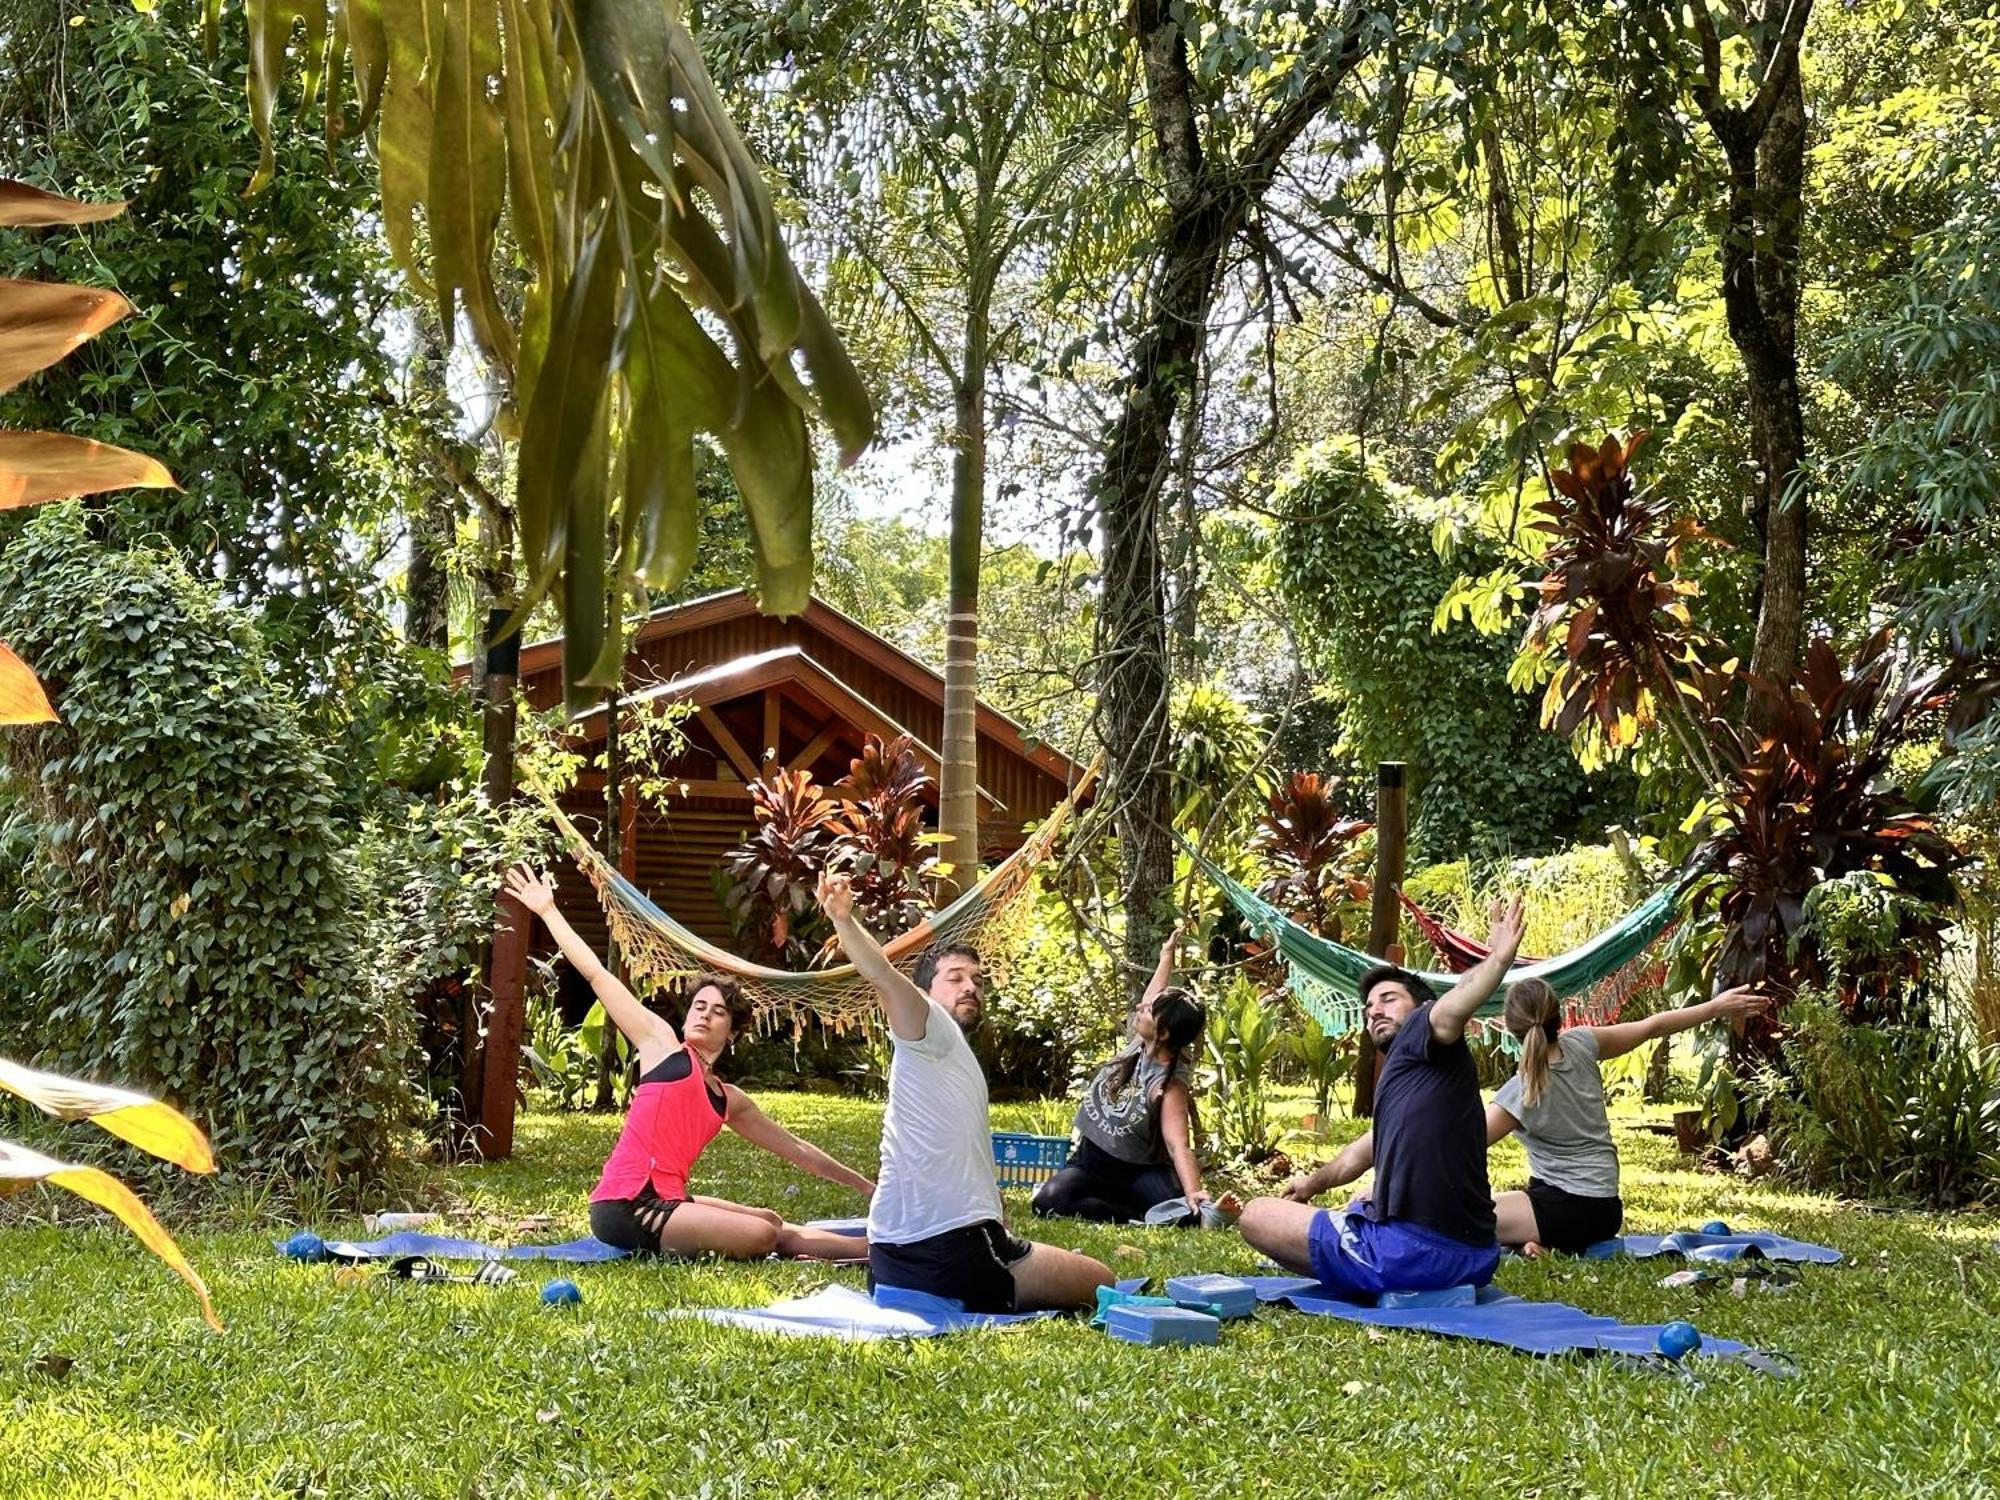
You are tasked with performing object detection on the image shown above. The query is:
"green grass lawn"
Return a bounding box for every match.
[3,1093,1999,1498]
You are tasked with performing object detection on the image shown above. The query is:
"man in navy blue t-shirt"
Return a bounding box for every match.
[1237,896,1526,1298]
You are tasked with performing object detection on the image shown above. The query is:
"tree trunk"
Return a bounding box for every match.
[938,307,988,905]
[1743,54,1808,697]
[1098,1,1363,1002]
[1689,13,1812,707]
[406,317,457,655]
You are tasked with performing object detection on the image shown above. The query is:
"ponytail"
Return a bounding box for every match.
[1503,978,1562,1110]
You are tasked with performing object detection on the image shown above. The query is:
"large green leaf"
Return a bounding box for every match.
[230,0,879,708]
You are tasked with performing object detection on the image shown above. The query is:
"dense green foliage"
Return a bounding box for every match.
[0,0,422,650]
[1748,994,2000,1208]
[0,512,411,1181]
[3,1098,1998,1495]
[1270,441,1631,860]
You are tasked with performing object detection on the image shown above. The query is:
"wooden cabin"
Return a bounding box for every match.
[484,588,1087,987]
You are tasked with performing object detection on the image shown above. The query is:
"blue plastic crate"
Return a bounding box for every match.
[991,1132,1070,1189]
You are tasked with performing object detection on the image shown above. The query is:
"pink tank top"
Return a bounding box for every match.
[590,1048,727,1203]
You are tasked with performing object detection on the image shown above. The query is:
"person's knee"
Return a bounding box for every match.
[728,1217,780,1259]
[1236,1196,1288,1251]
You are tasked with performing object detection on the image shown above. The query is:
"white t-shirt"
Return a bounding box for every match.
[867,996,1004,1246]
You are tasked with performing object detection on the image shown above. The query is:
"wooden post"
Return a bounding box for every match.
[470,607,527,1159]
[1354,762,1408,1117]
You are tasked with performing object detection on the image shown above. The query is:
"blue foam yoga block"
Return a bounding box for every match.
[1105,1303,1221,1346]
[1165,1274,1257,1319]
[1377,1283,1476,1310]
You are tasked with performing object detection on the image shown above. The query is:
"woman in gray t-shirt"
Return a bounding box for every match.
[1487,978,1769,1253]
[1030,931,1225,1225]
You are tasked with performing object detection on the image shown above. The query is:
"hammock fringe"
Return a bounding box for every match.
[540,758,1098,1029]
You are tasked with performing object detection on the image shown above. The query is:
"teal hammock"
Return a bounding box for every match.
[1187,848,1680,1041]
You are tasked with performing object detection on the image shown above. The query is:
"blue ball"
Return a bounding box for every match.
[281,1231,327,1263]
[1701,1220,1731,1236]
[540,1277,583,1307]
[1658,1320,1702,1360]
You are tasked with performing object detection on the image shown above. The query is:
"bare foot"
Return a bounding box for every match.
[1522,1240,1545,1259]
[1215,1191,1244,1222]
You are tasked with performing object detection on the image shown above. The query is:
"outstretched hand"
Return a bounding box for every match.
[502,862,557,916]
[1486,894,1528,963]
[1161,922,1187,959]
[817,868,856,924]
[1280,1173,1319,1204]
[1710,985,1772,1026]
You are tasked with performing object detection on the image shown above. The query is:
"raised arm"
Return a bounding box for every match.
[722,1086,875,1197]
[1280,1129,1375,1202]
[1430,895,1527,1046]
[1140,924,1185,1010]
[1591,985,1771,1061]
[817,869,932,1041]
[502,863,673,1059]
[1157,1077,1206,1205]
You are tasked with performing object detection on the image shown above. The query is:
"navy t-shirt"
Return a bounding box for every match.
[1364,1000,1496,1246]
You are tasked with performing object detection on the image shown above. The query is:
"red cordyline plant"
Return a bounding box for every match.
[826,734,942,941]
[1522,431,1725,782]
[1251,772,1371,939]
[1524,432,1993,1007]
[1686,631,1973,1014]
[719,767,837,965]
[720,735,943,965]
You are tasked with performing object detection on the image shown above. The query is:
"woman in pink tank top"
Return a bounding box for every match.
[504,865,872,1260]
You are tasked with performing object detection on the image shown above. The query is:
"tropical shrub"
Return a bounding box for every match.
[0,510,414,1182]
[1200,978,1285,1164]
[825,734,943,938]
[1685,631,1972,1004]
[720,768,839,966]
[1745,994,2000,1209]
[721,734,945,965]
[1250,771,1370,940]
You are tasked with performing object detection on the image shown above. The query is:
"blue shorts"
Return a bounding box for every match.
[1306,1205,1500,1301]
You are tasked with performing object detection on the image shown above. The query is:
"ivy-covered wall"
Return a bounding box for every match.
[0,512,414,1181]
[1270,440,1635,861]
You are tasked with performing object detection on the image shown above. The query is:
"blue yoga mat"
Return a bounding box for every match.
[1238,1276,1787,1370]
[666,1277,1151,1342]
[1612,1229,1842,1265]
[282,1231,632,1264]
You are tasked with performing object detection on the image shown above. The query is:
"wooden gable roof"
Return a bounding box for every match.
[477,588,1085,826]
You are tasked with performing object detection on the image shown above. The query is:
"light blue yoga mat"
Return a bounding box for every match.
[666,1278,1151,1342]
[1237,1276,1789,1370]
[1612,1229,1841,1265]
[281,1231,633,1264]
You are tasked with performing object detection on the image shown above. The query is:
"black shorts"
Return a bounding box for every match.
[1525,1177,1624,1254]
[589,1183,685,1254]
[867,1219,1033,1313]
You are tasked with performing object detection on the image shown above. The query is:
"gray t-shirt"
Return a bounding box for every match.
[1492,1027,1620,1199]
[1074,1044,1192,1165]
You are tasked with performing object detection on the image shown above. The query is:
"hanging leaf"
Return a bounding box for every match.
[0,279,134,395]
[228,0,878,707]
[0,1059,216,1173]
[0,431,178,508]
[0,180,125,227]
[0,1138,221,1331]
[0,641,56,725]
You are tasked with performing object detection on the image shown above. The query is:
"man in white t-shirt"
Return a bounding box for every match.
[818,870,1112,1312]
